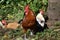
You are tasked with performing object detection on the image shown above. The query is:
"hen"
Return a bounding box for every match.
[1,19,20,29]
[6,22,20,29]
[2,19,7,27]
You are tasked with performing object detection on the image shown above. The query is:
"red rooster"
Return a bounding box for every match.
[21,4,36,40]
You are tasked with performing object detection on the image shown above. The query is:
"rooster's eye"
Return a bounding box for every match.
[24,12,25,15]
[41,21,44,23]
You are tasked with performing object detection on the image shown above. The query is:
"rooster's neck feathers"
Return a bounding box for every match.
[36,13,45,27]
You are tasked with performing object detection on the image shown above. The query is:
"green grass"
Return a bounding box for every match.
[54,21,60,26]
[0,26,60,40]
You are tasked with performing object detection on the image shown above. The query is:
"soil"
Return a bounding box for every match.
[46,0,60,27]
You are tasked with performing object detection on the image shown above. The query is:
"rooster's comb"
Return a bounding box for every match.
[39,9,44,15]
[24,4,29,9]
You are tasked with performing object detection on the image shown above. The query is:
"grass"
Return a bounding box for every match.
[0,25,60,40]
[54,21,60,26]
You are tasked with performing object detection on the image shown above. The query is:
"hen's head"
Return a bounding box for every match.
[39,9,44,15]
[24,5,30,15]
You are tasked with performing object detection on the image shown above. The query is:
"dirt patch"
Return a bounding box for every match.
[47,0,60,20]
[46,0,60,27]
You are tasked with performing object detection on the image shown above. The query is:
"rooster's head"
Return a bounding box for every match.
[39,9,44,15]
[24,5,30,15]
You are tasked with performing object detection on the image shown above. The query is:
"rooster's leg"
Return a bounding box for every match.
[30,31,33,36]
[23,29,28,40]
[30,30,33,36]
[24,33,28,40]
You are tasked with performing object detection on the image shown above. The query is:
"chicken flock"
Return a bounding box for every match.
[19,4,48,40]
[0,4,48,40]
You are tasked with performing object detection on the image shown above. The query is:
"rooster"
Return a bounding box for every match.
[30,9,45,34]
[21,4,36,40]
[36,9,45,27]
[34,9,48,34]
